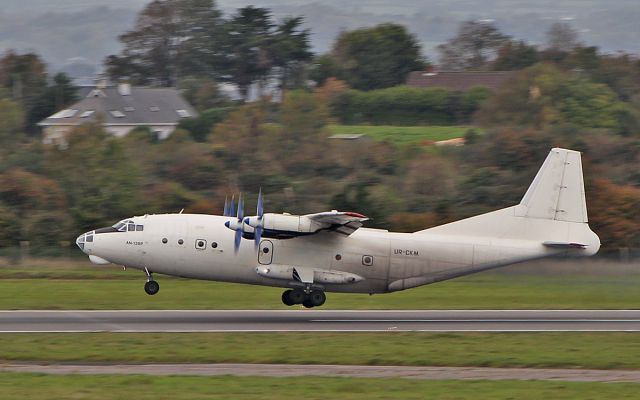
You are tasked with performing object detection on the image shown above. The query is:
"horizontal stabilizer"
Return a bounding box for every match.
[542,241,588,249]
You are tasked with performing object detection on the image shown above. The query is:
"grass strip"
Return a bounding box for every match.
[2,332,640,370]
[1,373,639,400]
[328,124,476,146]
[1,272,639,310]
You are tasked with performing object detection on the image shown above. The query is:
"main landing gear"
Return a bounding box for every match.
[282,288,326,308]
[144,268,159,295]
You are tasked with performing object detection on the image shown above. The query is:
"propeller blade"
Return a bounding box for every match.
[223,197,229,216]
[237,194,244,221]
[234,229,242,254]
[257,188,263,218]
[229,195,235,218]
[255,225,262,248]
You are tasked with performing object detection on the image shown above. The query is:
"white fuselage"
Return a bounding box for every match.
[78,210,599,294]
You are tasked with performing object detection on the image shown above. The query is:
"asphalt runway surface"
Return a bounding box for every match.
[1,310,640,332]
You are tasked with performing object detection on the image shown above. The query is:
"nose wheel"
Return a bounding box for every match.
[281,289,325,308]
[144,268,159,295]
[144,280,159,295]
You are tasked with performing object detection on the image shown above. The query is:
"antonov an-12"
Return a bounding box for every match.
[76,148,600,308]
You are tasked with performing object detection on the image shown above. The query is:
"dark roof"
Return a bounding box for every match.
[38,86,197,126]
[406,71,516,92]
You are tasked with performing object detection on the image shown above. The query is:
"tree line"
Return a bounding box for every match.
[0,1,640,253]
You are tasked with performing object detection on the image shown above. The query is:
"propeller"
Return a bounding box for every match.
[234,195,243,253]
[224,194,245,254]
[242,189,265,249]
[253,189,264,248]
[225,191,264,253]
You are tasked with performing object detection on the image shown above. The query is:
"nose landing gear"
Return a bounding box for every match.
[144,267,159,295]
[281,289,326,308]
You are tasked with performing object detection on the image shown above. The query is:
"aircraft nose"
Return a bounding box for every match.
[76,234,85,251]
[75,231,93,253]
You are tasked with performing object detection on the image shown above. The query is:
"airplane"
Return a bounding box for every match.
[76,148,600,308]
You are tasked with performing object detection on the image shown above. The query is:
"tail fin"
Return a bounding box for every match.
[418,148,600,254]
[514,148,587,223]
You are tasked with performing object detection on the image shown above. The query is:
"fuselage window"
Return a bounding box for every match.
[162,238,168,244]
[128,223,135,232]
[178,239,184,245]
[211,242,218,249]
[136,225,144,231]
[195,239,206,250]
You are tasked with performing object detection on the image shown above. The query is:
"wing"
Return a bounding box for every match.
[305,211,369,235]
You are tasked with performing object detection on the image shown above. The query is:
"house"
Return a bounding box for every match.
[406,70,516,92]
[38,80,198,146]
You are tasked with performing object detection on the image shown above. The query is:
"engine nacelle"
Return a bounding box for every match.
[246,213,322,238]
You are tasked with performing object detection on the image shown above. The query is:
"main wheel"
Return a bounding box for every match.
[281,290,295,306]
[144,280,159,295]
[308,290,326,307]
[302,299,314,308]
[288,289,306,304]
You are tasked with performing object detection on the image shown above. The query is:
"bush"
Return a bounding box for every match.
[178,107,233,142]
[330,86,491,125]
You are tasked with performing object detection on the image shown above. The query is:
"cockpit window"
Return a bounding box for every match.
[112,221,127,232]
[112,220,143,232]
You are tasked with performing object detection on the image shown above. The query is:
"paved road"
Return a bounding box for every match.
[3,363,640,382]
[1,310,640,332]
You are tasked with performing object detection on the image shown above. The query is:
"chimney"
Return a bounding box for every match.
[118,79,131,96]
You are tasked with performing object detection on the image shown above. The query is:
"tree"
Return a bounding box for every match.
[476,64,634,133]
[105,0,224,86]
[178,77,232,111]
[0,51,48,131]
[587,178,640,248]
[327,24,426,90]
[492,40,540,71]
[0,98,24,147]
[546,22,580,53]
[45,124,145,232]
[309,54,341,87]
[224,6,275,99]
[30,72,77,129]
[437,20,510,71]
[269,17,312,91]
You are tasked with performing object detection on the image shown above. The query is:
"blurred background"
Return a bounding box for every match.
[0,0,639,261]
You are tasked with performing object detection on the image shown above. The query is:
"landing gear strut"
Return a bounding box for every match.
[281,289,325,308]
[144,268,159,295]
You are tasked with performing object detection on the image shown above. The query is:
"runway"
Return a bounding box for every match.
[1,310,640,332]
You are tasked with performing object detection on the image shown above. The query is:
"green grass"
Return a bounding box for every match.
[1,263,639,309]
[2,332,640,369]
[328,124,478,146]
[2,373,639,400]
